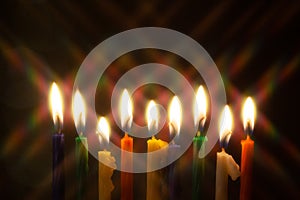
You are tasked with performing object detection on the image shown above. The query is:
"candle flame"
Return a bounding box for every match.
[97,117,110,143]
[242,97,256,133]
[72,90,86,133]
[146,100,159,132]
[219,105,233,143]
[119,89,133,129]
[49,82,63,130]
[193,85,207,127]
[168,96,182,136]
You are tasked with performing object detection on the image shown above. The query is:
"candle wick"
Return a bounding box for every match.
[245,120,253,136]
[169,122,176,137]
[220,130,231,149]
[198,116,206,133]
[55,115,63,134]
[124,117,131,132]
[77,113,85,136]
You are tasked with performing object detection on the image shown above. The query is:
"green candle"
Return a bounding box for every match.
[192,85,208,199]
[75,135,88,200]
[72,90,88,200]
[192,132,207,200]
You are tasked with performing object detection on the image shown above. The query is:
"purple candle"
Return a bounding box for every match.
[52,133,65,200]
[49,82,65,200]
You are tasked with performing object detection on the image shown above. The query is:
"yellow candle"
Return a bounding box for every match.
[97,117,116,200]
[98,150,116,200]
[215,105,240,200]
[146,100,168,200]
[147,136,168,200]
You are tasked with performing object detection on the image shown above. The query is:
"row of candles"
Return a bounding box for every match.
[50,82,256,200]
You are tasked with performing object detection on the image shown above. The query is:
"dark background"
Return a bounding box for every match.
[0,1,300,199]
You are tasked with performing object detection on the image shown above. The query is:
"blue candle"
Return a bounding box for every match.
[49,82,65,200]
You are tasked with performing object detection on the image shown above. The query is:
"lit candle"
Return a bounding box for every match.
[49,82,65,200]
[72,90,88,200]
[167,96,181,200]
[97,117,116,200]
[146,100,168,200]
[215,105,240,200]
[119,89,133,200]
[240,97,256,200]
[192,85,208,200]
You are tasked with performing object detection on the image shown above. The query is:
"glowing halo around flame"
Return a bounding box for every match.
[193,85,208,128]
[72,90,86,134]
[168,96,182,136]
[49,82,63,128]
[242,97,256,133]
[146,100,159,133]
[119,89,133,130]
[97,117,110,144]
[219,105,233,145]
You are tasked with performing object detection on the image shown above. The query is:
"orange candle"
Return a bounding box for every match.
[119,89,133,200]
[121,133,133,200]
[240,97,256,200]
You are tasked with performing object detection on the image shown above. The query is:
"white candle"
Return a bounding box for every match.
[215,105,240,200]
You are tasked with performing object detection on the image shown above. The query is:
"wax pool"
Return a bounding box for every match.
[52,133,65,200]
[75,136,88,200]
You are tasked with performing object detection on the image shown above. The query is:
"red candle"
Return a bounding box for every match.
[240,97,256,200]
[119,89,133,200]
